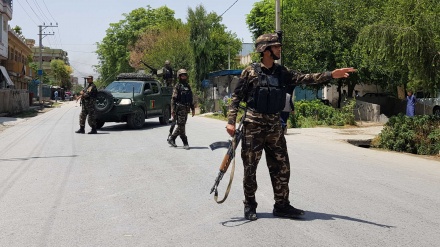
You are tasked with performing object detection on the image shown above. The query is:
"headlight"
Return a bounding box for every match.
[119,99,132,105]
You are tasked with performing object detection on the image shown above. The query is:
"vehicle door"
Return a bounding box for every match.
[145,81,161,115]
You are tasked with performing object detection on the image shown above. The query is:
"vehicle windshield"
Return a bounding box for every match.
[105,81,143,94]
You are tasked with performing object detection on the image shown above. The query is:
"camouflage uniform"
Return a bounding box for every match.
[163,63,174,87]
[228,62,332,210]
[79,82,98,128]
[169,81,195,146]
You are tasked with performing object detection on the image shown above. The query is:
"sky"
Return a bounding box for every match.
[9,0,260,79]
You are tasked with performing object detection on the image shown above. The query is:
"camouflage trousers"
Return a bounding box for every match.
[241,121,291,208]
[170,105,189,144]
[79,100,97,128]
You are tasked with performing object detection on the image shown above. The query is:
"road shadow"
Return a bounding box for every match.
[98,121,168,132]
[221,211,395,228]
[0,154,79,162]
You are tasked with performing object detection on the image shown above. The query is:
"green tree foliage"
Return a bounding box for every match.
[96,6,176,86]
[356,0,440,94]
[50,59,73,89]
[246,0,275,39]
[187,5,242,92]
[129,21,193,81]
[187,5,213,92]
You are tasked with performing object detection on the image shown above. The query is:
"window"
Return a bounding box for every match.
[144,83,150,91]
[151,82,159,94]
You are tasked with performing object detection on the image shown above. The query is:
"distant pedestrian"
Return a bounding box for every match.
[54,90,58,102]
[75,76,98,134]
[406,90,416,117]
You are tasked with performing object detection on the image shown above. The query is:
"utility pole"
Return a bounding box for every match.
[275,0,282,65]
[38,23,57,107]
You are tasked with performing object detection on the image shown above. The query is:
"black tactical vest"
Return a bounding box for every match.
[177,83,193,105]
[247,63,286,114]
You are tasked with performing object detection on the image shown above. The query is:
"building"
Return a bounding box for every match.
[29,42,70,79]
[4,25,33,90]
[0,0,13,89]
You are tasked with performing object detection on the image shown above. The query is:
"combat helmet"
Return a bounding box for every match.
[165,60,170,65]
[177,69,188,77]
[255,33,282,52]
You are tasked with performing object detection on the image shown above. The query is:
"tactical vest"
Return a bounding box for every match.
[164,67,173,79]
[177,83,193,105]
[247,63,286,114]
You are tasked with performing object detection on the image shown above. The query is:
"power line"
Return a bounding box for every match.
[220,0,239,17]
[25,0,45,23]
[41,0,57,24]
[31,0,51,24]
[15,0,38,25]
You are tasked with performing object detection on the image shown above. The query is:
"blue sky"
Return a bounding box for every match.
[10,0,260,79]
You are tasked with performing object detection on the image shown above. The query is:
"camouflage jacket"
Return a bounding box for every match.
[82,83,98,102]
[227,62,332,125]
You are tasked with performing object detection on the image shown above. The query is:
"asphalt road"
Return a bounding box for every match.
[0,101,439,247]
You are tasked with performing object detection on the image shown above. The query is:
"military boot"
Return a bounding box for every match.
[273,204,305,219]
[75,127,85,134]
[88,128,97,134]
[168,137,177,147]
[182,137,190,150]
[244,206,257,221]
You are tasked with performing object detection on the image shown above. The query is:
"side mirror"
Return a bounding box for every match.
[143,89,152,95]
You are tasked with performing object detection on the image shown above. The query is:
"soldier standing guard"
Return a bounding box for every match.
[75,76,98,134]
[167,69,195,150]
[226,33,356,221]
[162,60,174,87]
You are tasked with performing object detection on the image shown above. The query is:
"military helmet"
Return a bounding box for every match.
[177,69,188,77]
[255,33,282,53]
[165,60,170,65]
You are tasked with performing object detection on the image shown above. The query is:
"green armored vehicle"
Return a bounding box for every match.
[95,72,172,129]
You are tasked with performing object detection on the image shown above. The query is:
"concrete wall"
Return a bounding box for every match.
[0,89,30,114]
[353,100,381,122]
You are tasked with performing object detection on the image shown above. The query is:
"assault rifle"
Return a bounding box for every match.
[140,60,157,75]
[209,107,247,203]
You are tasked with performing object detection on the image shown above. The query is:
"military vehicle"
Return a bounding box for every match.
[94,72,172,129]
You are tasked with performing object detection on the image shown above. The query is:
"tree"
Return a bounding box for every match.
[187,5,242,91]
[50,59,73,89]
[357,0,440,94]
[129,21,193,78]
[96,6,176,86]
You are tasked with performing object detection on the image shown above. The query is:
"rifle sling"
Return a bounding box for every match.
[213,139,237,204]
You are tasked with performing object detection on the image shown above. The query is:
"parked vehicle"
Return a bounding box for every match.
[415,91,440,116]
[95,72,172,129]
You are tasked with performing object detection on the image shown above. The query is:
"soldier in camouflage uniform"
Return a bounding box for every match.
[168,69,195,150]
[226,33,356,221]
[75,76,98,134]
[162,60,174,87]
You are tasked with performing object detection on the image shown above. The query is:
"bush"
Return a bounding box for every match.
[291,99,356,128]
[373,114,440,155]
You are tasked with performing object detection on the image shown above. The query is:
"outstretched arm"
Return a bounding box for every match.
[331,68,357,79]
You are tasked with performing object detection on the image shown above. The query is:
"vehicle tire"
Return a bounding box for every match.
[159,105,171,125]
[95,90,114,114]
[127,107,145,129]
[96,120,105,129]
[434,106,440,116]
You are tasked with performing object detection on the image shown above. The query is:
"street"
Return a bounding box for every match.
[0,101,439,247]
